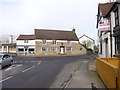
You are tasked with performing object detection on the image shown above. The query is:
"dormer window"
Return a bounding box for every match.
[24,40,28,43]
[67,40,71,45]
[52,40,56,45]
[42,40,46,44]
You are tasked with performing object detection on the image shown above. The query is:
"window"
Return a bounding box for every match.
[29,49,34,52]
[99,21,104,24]
[67,40,71,45]
[52,40,56,44]
[51,47,57,52]
[18,48,24,52]
[24,40,28,43]
[29,49,34,54]
[41,47,47,52]
[66,47,72,52]
[42,40,46,44]
[114,8,119,27]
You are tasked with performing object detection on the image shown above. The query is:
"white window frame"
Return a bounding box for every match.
[66,47,72,52]
[67,40,71,45]
[51,47,57,52]
[42,40,47,45]
[41,47,48,52]
[52,40,57,45]
[24,40,28,43]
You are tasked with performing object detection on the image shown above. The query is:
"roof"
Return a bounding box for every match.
[79,34,95,42]
[99,2,115,17]
[35,29,79,41]
[17,34,35,40]
[106,2,120,17]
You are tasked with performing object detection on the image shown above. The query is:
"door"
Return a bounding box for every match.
[25,48,28,55]
[60,46,65,54]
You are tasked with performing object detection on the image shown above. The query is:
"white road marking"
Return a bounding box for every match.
[4,64,22,71]
[22,61,41,73]
[37,61,41,65]
[22,66,36,73]
[0,76,13,83]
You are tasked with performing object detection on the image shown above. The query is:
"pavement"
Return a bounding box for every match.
[65,58,106,88]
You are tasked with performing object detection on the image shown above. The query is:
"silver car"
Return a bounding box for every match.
[0,54,13,67]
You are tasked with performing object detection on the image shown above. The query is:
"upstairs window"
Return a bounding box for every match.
[114,8,119,27]
[42,40,46,44]
[24,40,28,43]
[67,40,71,45]
[52,40,56,44]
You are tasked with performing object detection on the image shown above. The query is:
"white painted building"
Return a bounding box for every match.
[106,1,120,57]
[96,2,115,57]
[79,35,95,50]
[16,35,35,55]
[0,35,17,54]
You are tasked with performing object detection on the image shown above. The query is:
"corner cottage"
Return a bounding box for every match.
[16,29,86,56]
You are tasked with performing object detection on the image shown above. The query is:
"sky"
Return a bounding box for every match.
[0,0,109,44]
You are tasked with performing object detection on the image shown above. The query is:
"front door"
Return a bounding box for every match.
[60,46,65,54]
[25,48,28,55]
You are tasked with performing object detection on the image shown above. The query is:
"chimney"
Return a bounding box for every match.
[72,28,75,32]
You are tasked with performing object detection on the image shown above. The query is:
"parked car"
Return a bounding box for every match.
[0,54,13,68]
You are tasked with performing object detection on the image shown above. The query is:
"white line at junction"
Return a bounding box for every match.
[0,76,13,83]
[22,61,41,73]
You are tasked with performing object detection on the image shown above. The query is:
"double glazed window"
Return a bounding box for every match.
[41,47,47,52]
[51,47,57,52]
[42,40,46,44]
[66,47,72,52]
[24,40,28,43]
[67,40,71,45]
[52,40,56,44]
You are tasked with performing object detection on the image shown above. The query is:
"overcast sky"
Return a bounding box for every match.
[0,0,109,43]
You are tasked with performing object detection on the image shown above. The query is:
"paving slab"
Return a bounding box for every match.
[66,60,106,88]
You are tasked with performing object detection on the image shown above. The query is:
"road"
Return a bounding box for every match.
[1,55,97,88]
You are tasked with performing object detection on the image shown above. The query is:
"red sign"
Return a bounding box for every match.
[98,23,110,31]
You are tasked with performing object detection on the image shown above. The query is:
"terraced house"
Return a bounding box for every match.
[16,29,86,56]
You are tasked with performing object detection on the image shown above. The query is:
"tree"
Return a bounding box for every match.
[82,40,92,49]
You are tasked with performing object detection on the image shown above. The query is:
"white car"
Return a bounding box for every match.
[0,54,13,68]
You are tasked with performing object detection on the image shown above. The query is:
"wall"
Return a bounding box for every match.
[35,40,86,56]
[96,58,119,88]
[17,40,35,46]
